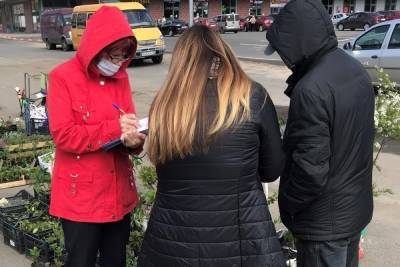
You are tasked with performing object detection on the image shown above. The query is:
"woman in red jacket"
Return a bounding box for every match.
[47,6,145,267]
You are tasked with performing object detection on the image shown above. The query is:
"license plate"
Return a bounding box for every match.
[141,51,156,57]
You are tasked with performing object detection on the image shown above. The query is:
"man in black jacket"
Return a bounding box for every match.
[265,0,375,266]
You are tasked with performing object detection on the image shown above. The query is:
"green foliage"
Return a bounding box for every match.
[267,191,278,205]
[0,131,52,146]
[374,68,400,168]
[372,182,394,197]
[138,165,157,190]
[29,246,41,264]
[142,190,156,206]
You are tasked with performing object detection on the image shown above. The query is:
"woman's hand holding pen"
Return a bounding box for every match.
[119,114,146,148]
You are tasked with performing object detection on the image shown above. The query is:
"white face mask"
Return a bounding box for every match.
[97,58,120,77]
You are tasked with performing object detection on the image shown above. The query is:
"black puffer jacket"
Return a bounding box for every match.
[138,81,286,266]
[266,0,375,241]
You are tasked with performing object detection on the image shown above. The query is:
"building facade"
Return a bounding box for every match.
[1,0,400,33]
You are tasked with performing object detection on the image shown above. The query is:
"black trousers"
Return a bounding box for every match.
[61,214,131,267]
[295,234,360,267]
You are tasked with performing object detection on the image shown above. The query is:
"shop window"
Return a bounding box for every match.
[249,0,263,16]
[343,0,355,13]
[32,0,40,32]
[12,3,25,32]
[222,0,236,14]
[322,0,334,15]
[385,0,397,10]
[164,0,180,19]
[365,0,377,12]
[194,1,208,18]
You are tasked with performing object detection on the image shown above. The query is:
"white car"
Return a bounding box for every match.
[331,13,348,25]
[343,19,400,86]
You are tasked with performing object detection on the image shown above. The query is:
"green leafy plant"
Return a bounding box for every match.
[373,68,399,196]
[374,68,400,168]
[138,165,157,191]
[29,246,41,265]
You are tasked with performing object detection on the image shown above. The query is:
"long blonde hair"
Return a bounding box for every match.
[148,25,252,164]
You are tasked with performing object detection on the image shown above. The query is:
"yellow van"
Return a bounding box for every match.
[71,2,165,64]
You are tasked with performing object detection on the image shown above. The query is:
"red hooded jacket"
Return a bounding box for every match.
[47,6,139,223]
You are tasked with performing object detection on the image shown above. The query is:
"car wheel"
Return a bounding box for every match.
[61,38,70,51]
[130,58,143,66]
[259,25,263,32]
[152,55,163,64]
[363,23,370,31]
[350,28,355,31]
[337,24,344,31]
[234,31,238,34]
[45,39,56,50]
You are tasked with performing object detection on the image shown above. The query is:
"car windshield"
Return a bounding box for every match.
[63,14,72,25]
[123,10,154,28]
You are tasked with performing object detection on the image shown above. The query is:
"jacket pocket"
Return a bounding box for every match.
[71,101,94,125]
[56,168,94,214]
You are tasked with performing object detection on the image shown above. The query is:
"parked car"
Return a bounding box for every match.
[337,12,386,31]
[343,19,400,86]
[242,15,274,32]
[331,12,348,25]
[193,17,221,32]
[157,18,188,36]
[40,8,73,51]
[213,14,240,33]
[377,10,400,21]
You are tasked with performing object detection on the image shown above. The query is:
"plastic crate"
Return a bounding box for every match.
[23,231,54,263]
[0,190,34,218]
[25,118,49,136]
[0,124,18,136]
[2,219,25,253]
[33,190,50,206]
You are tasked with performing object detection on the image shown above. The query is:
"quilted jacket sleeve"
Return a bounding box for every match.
[47,71,122,154]
[279,88,331,216]
[254,86,285,182]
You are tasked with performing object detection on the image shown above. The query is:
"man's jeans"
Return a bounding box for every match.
[295,234,360,267]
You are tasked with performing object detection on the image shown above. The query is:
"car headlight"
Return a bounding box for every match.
[156,35,165,46]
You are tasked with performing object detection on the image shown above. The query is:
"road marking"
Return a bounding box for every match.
[240,43,267,47]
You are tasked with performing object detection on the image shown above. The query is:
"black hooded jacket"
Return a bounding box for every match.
[266,0,375,241]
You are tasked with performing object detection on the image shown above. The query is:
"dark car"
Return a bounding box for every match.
[242,15,274,32]
[157,18,188,36]
[40,8,73,51]
[336,12,385,31]
[378,10,400,21]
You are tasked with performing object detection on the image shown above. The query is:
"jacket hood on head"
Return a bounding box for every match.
[76,6,136,77]
[266,0,338,71]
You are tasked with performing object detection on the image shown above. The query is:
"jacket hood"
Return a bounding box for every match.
[76,6,136,77]
[266,0,337,80]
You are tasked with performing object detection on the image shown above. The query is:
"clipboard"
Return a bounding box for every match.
[101,117,148,151]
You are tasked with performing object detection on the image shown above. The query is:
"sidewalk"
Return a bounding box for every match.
[0,33,42,43]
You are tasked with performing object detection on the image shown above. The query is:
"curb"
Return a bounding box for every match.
[0,36,42,43]
[237,56,284,66]
[164,50,284,66]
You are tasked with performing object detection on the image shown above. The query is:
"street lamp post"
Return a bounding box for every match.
[189,0,193,27]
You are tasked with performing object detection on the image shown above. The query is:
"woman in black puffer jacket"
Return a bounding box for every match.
[138,25,286,267]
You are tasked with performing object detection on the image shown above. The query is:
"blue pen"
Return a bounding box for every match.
[112,103,126,114]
